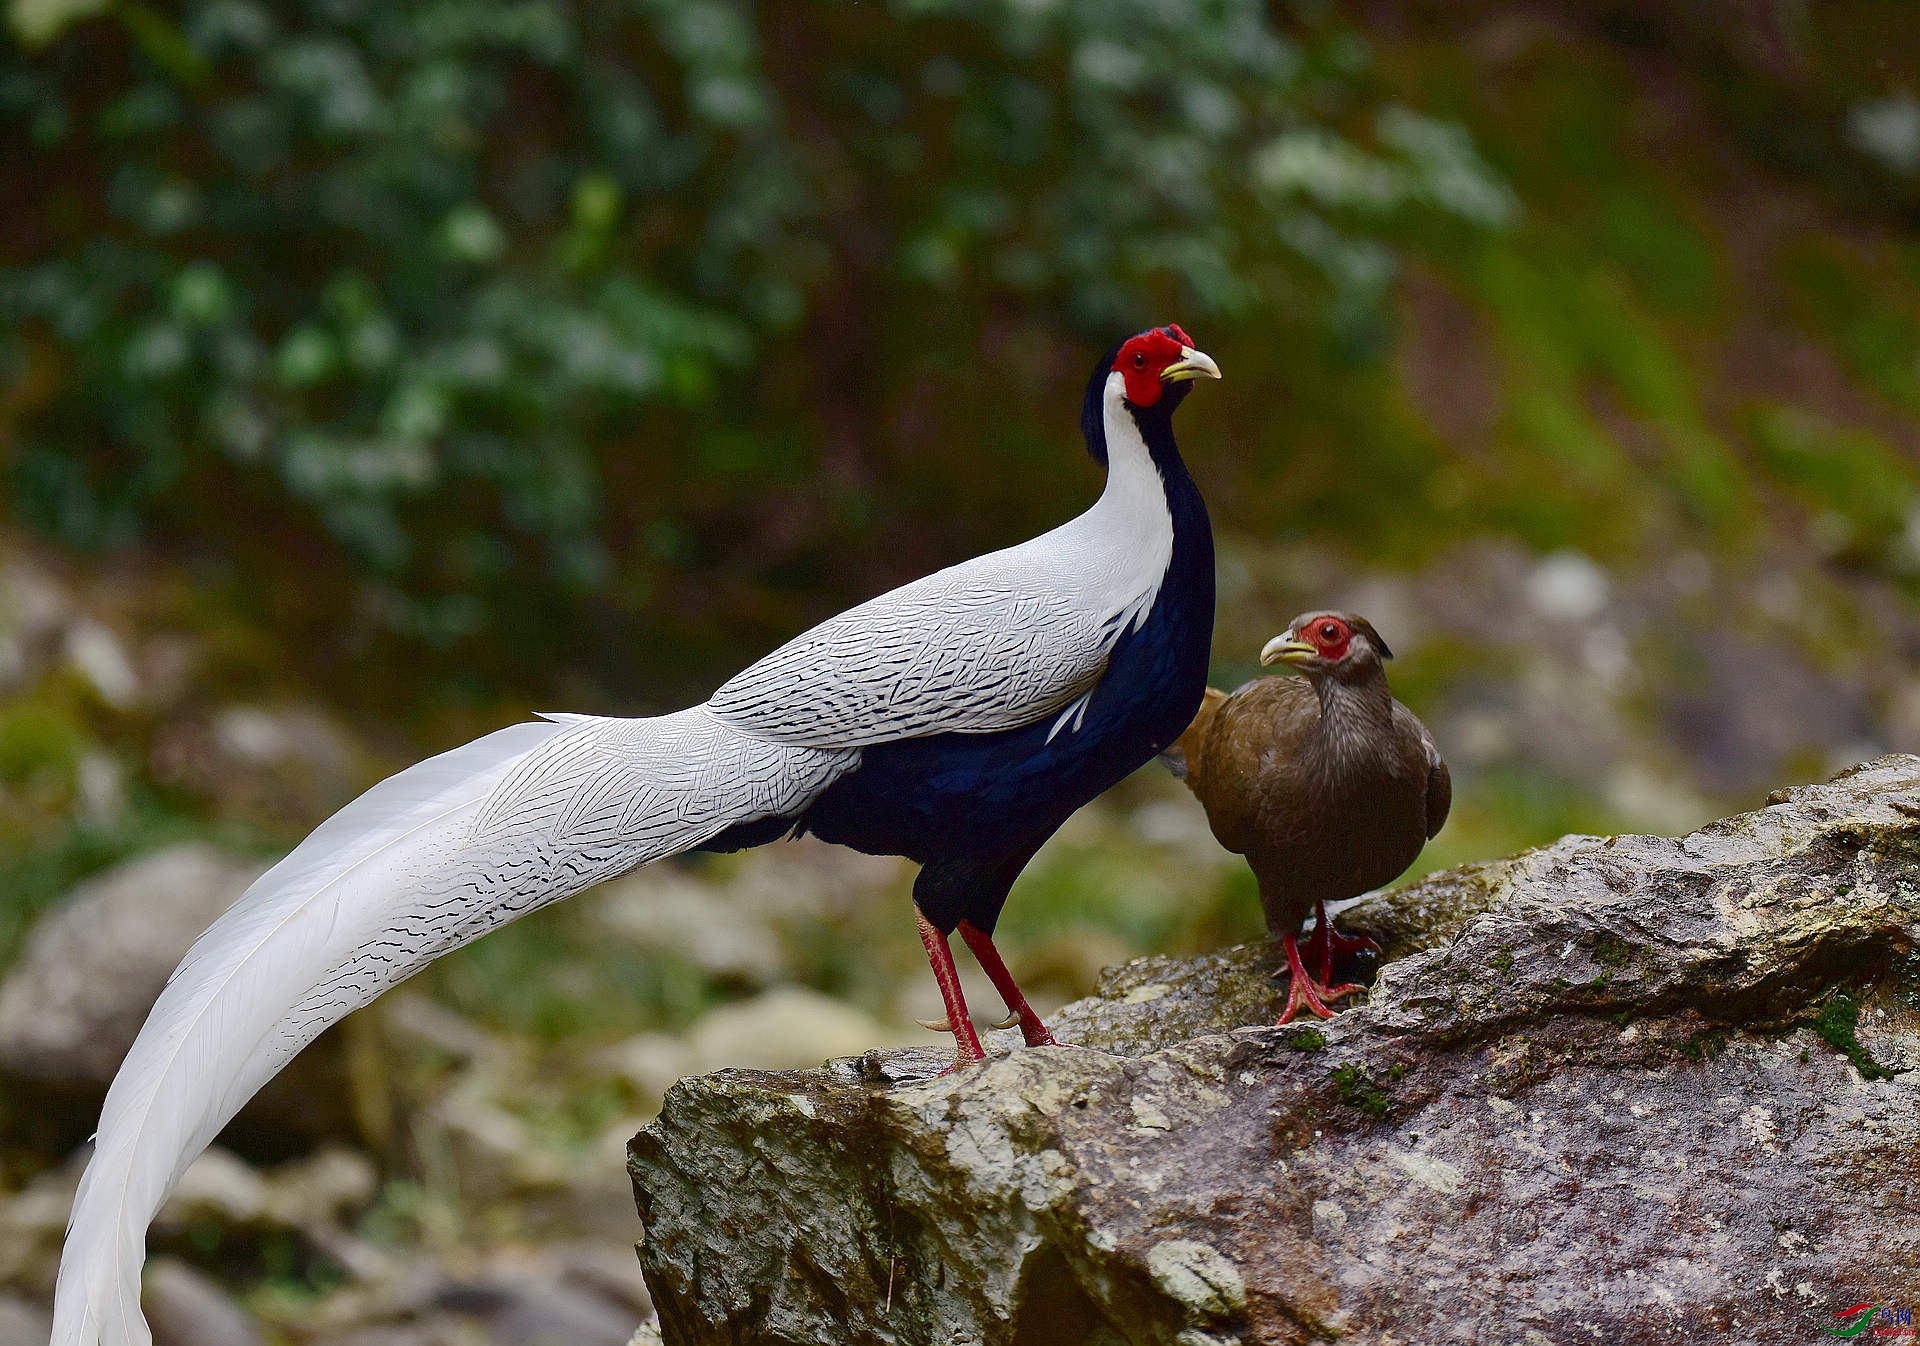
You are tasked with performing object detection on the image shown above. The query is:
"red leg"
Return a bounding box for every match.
[1302,900,1381,986]
[917,910,986,1072]
[957,920,1063,1048]
[1277,932,1364,1025]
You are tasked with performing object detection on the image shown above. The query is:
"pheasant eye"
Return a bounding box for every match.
[1319,623,1340,641]
[1133,351,1146,368]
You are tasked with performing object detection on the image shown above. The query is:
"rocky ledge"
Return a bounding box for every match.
[629,758,1920,1346]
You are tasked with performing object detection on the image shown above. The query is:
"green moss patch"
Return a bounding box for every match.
[1813,995,1897,1082]
[1591,934,1634,969]
[1331,1063,1392,1118]
[1681,1029,1729,1062]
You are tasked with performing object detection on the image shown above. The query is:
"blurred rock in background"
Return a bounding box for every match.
[0,845,362,1160]
[0,846,267,1083]
[0,1294,51,1346]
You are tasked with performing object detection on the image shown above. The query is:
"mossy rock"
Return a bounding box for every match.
[631,757,1920,1345]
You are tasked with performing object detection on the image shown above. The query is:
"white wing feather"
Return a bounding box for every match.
[708,480,1169,746]
[709,571,1113,744]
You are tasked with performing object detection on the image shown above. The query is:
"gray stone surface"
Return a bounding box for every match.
[630,756,1920,1346]
[1336,844,1569,960]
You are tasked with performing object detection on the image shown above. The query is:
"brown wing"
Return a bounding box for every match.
[1423,737,1451,839]
[1389,699,1450,840]
[1188,676,1319,858]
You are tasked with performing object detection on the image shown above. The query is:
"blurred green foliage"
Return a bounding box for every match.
[430,897,721,1038]
[0,0,1509,708]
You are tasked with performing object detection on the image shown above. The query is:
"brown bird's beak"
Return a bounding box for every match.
[1161,346,1222,384]
[1260,635,1317,669]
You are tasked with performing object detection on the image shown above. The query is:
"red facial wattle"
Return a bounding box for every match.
[1112,327,1190,407]
[1303,618,1352,661]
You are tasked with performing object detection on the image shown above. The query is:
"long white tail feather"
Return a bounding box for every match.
[53,707,856,1346]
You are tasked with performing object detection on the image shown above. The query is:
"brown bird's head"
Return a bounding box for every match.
[1260,612,1394,683]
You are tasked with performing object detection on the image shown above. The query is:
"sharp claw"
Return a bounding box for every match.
[990,1011,1021,1030]
[917,1017,953,1033]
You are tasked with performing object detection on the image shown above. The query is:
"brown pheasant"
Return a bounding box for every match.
[1167,612,1450,1023]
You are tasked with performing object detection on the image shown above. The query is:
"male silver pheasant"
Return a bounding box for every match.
[53,325,1220,1346]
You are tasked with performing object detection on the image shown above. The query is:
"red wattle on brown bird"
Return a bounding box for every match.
[1166,612,1450,1023]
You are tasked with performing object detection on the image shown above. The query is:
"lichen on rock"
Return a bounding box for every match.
[631,757,1920,1345]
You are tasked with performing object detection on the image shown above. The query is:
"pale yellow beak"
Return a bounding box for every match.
[1162,346,1222,383]
[1260,634,1317,668]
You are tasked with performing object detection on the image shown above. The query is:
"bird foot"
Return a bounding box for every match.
[924,1012,1066,1047]
[917,910,987,1072]
[987,1009,1068,1047]
[932,1040,988,1078]
[1276,931,1364,1024]
[1304,905,1380,986]
[1276,971,1364,1024]
[952,919,1069,1050]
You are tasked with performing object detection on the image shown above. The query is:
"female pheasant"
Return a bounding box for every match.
[1168,612,1449,1022]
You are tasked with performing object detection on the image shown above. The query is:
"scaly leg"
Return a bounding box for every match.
[1277,932,1364,1025]
[957,920,1061,1047]
[917,910,986,1072]
[1302,900,1380,986]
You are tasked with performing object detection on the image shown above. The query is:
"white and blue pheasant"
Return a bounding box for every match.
[53,325,1219,1346]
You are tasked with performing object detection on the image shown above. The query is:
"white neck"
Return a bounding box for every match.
[1091,372,1169,532]
[1053,372,1175,635]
